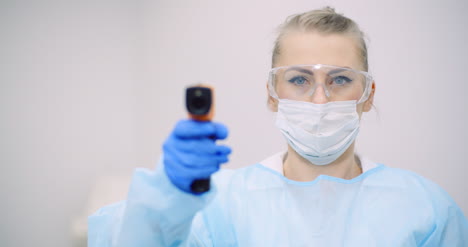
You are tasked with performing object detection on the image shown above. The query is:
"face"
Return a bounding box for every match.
[268,31,375,116]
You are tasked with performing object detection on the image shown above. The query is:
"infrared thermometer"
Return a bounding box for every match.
[185,85,214,193]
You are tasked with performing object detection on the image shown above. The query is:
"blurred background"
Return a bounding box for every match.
[1,0,467,246]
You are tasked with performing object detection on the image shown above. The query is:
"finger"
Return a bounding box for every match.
[191,165,220,179]
[212,122,229,140]
[215,145,232,155]
[168,147,219,168]
[170,138,218,155]
[174,143,231,166]
[173,120,218,139]
[216,154,229,164]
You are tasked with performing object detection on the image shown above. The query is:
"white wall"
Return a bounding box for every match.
[1,0,467,246]
[0,1,141,246]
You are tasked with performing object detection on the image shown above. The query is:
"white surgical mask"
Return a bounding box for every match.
[275,99,360,166]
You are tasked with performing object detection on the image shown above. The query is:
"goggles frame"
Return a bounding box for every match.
[268,64,373,104]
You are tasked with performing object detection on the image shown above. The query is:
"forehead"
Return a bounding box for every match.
[276,31,362,70]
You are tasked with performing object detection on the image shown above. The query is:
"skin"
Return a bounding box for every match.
[267,31,376,181]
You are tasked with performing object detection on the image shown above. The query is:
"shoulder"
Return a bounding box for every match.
[367,165,465,221]
[371,165,452,199]
[372,165,468,244]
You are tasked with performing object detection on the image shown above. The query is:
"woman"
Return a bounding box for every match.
[89,7,468,246]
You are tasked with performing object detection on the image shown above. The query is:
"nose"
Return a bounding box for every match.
[309,84,328,104]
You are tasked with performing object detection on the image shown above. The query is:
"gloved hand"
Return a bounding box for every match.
[163,119,232,195]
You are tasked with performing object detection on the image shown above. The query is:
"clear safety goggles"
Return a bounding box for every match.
[268,64,373,104]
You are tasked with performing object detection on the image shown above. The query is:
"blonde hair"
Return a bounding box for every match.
[272,7,369,71]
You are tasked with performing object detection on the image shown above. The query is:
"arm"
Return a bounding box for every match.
[88,164,216,247]
[88,120,231,246]
[420,181,468,246]
[135,165,220,246]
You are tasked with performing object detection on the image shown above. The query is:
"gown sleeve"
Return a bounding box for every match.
[87,160,219,247]
[419,178,468,246]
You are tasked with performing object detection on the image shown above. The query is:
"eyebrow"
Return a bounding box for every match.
[328,68,349,75]
[284,66,352,76]
[284,67,313,75]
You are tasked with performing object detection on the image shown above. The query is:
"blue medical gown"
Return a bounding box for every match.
[88,159,468,246]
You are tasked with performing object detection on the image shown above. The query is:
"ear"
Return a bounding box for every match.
[363,81,376,112]
[266,82,278,112]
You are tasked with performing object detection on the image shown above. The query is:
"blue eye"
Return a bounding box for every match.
[333,76,352,85]
[288,76,307,86]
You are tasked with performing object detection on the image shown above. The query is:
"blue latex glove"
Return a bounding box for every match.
[163,119,232,195]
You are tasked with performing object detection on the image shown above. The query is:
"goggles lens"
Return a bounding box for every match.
[269,64,372,103]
